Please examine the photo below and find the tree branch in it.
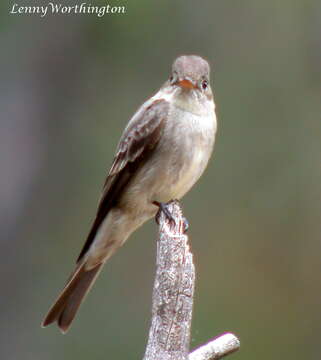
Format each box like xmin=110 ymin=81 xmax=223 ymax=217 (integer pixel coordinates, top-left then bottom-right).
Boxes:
xmin=144 ymin=200 xmax=194 ymax=360
xmin=143 ymin=200 xmax=240 ymax=360
xmin=189 ymin=333 xmax=240 ymax=360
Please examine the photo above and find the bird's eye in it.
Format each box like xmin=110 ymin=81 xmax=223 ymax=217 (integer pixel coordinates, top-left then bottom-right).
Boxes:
xmin=201 ymin=80 xmax=208 ymax=90
xmin=170 ymin=72 xmax=177 ymax=84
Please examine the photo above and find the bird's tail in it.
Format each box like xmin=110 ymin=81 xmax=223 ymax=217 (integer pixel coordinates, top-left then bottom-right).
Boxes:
xmin=42 ymin=262 xmax=103 ymax=333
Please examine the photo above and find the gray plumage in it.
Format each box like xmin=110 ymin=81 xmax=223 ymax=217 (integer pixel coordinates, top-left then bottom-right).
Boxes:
xmin=42 ymin=55 xmax=217 ymax=333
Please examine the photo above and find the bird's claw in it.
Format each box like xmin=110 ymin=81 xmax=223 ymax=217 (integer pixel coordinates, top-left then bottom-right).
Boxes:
xmin=153 ymin=201 xmax=176 ymax=228
xmin=182 ymin=217 xmax=189 ymax=233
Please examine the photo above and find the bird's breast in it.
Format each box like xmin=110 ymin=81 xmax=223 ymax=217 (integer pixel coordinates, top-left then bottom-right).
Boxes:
xmin=154 ymin=106 xmax=216 ymax=201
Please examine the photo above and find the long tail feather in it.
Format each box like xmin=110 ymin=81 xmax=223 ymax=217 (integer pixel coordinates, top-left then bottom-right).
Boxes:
xmin=42 ymin=262 xmax=103 ymax=333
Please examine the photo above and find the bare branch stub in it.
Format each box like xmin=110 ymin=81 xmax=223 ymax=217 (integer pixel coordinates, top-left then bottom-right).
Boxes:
xmin=189 ymin=333 xmax=240 ymax=360
xmin=144 ymin=200 xmax=195 ymax=360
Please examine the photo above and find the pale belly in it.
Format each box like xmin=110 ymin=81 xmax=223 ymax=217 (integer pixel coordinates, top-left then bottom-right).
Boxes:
xmin=162 ymin=146 xmax=210 ymax=200
xmin=119 ymin=103 xmax=216 ymax=215
xmin=149 ymin=109 xmax=215 ymax=203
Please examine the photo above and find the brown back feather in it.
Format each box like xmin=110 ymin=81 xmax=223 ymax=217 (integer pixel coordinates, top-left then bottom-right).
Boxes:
xmin=77 ymin=99 xmax=169 ymax=261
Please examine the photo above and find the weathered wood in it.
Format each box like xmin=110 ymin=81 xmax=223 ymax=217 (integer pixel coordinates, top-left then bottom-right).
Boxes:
xmin=144 ymin=200 xmax=194 ymax=360
xmin=189 ymin=333 xmax=240 ymax=360
xmin=143 ymin=200 xmax=240 ymax=360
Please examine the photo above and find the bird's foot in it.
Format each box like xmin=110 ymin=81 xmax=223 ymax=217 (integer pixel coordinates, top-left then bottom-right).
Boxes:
xmin=182 ymin=217 xmax=189 ymax=233
xmin=153 ymin=201 xmax=176 ymax=228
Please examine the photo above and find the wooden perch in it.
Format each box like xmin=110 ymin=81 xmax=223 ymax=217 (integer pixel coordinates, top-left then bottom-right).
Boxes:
xmin=143 ymin=200 xmax=240 ymax=360
xmin=189 ymin=333 xmax=240 ymax=360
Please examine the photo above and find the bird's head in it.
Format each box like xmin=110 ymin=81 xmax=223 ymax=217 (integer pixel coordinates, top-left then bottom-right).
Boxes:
xmin=169 ymin=55 xmax=212 ymax=100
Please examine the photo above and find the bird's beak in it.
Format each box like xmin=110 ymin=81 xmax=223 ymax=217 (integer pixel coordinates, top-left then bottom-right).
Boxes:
xmin=177 ymin=78 xmax=197 ymax=89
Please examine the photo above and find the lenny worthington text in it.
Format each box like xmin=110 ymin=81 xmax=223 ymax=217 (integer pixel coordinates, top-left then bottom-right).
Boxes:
xmin=10 ymin=3 xmax=126 ymax=17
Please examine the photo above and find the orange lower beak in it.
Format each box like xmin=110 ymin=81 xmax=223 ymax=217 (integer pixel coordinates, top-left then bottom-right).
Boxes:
xmin=178 ymin=79 xmax=196 ymax=89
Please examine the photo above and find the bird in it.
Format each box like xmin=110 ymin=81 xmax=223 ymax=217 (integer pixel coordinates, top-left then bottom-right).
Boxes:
xmin=42 ymin=55 xmax=217 ymax=333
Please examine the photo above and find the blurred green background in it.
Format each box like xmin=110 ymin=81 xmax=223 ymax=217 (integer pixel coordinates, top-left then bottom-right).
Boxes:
xmin=1 ymin=1 xmax=320 ymax=359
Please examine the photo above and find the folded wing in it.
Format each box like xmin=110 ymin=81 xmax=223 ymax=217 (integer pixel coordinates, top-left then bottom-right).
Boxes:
xmin=77 ymin=99 xmax=169 ymax=261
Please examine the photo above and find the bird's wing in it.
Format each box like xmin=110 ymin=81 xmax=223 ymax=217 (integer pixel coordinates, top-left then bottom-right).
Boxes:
xmin=77 ymin=99 xmax=169 ymax=262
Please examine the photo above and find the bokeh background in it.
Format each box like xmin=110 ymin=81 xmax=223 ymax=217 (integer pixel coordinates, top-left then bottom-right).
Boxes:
xmin=1 ymin=1 xmax=320 ymax=359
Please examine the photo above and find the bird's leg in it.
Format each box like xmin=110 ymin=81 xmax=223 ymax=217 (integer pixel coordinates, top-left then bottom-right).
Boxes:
xmin=153 ymin=201 xmax=176 ymax=228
